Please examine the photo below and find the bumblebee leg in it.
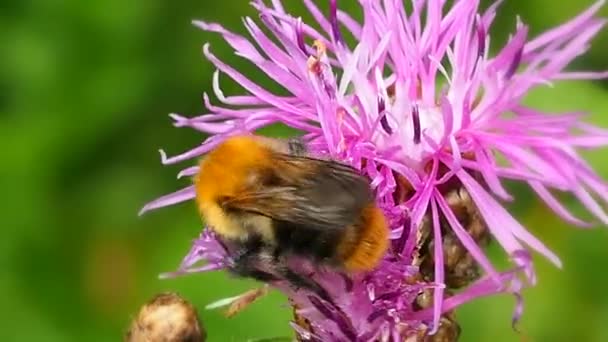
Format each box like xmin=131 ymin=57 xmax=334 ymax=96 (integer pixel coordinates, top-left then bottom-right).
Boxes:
xmin=262 ymin=256 xmax=329 ymax=302
xmin=228 ymin=239 xmax=280 ymax=283
xmin=280 ymin=268 xmax=332 ymax=303
xmin=231 ymin=252 xmax=331 ymax=301
xmin=227 ymin=237 xmax=331 ymax=301
xmin=229 ymin=263 xmax=279 ymax=283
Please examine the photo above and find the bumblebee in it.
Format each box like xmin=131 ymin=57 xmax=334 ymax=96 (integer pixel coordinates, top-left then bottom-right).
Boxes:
xmin=194 ymin=135 xmax=389 ymax=298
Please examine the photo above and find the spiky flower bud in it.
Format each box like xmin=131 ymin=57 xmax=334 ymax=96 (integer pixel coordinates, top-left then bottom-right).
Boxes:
xmin=126 ymin=292 xmax=206 ymax=342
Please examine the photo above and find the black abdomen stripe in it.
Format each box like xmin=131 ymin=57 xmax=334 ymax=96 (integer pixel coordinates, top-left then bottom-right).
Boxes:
xmin=273 ymin=220 xmax=340 ymax=262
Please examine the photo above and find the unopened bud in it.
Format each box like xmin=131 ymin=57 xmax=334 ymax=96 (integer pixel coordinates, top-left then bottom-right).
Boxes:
xmin=126 ymin=292 xmax=205 ymax=342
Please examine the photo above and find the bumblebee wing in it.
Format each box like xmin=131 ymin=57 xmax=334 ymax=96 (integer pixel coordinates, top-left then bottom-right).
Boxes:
xmin=222 ymin=157 xmax=373 ymax=231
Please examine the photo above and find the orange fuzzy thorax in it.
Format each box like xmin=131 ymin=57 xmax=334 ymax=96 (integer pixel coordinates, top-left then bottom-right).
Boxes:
xmin=342 ymin=205 xmax=389 ymax=272
xmin=194 ymin=136 xmax=272 ymax=240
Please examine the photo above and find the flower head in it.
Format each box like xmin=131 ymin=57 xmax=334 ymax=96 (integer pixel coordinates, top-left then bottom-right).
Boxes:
xmin=141 ymin=0 xmax=607 ymax=340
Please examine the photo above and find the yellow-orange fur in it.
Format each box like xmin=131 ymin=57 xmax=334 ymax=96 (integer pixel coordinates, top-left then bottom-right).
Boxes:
xmin=195 ymin=136 xmax=274 ymax=241
xmin=340 ymin=205 xmax=389 ymax=271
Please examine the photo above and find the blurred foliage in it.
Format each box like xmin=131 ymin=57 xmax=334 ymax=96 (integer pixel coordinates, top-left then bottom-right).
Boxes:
xmin=1 ymin=0 xmax=607 ymax=341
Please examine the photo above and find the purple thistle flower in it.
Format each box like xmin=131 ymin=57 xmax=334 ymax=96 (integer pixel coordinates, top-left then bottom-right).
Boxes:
xmin=141 ymin=0 xmax=608 ymax=340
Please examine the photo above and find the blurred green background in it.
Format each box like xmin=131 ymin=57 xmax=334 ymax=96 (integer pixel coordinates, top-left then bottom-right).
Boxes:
xmin=2 ymin=0 xmax=607 ymax=341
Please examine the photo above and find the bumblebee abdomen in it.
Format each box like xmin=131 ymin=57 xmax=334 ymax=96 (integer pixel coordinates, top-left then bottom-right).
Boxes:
xmin=272 ymin=220 xmax=342 ymax=262
xmin=270 ymin=205 xmax=389 ymax=271
xmin=339 ymin=205 xmax=389 ymax=272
